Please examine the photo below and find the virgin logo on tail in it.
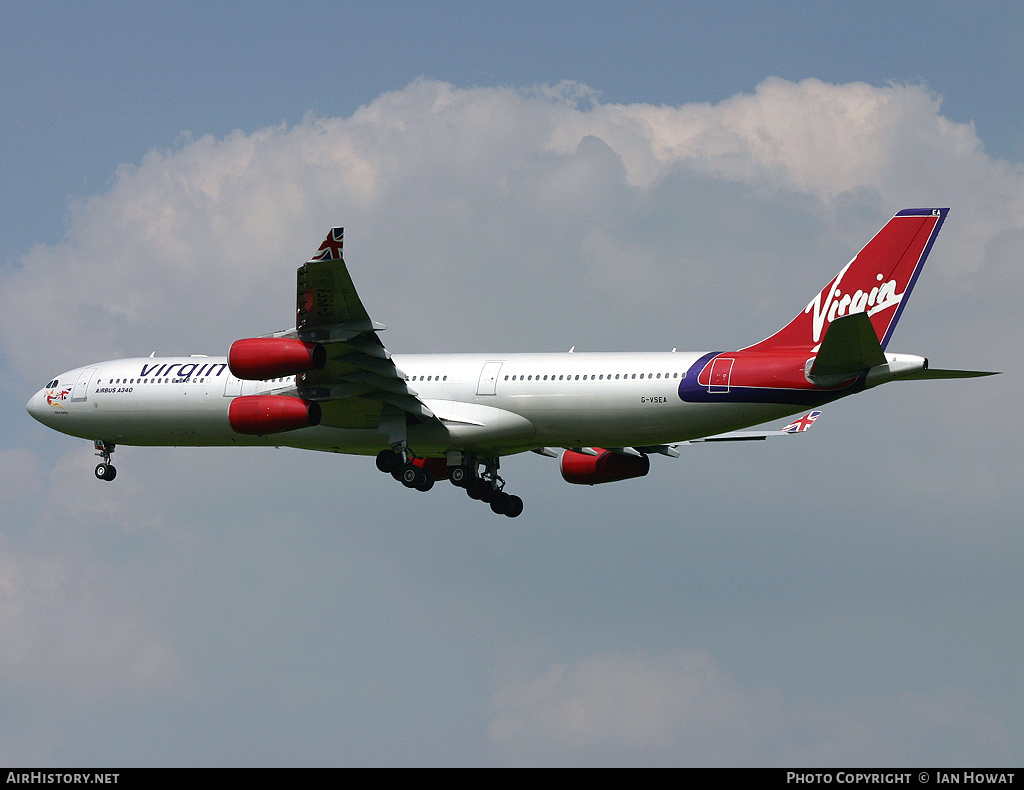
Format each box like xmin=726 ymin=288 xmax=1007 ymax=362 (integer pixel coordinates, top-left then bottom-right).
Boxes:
xmin=745 ymin=209 xmax=945 ymax=354
xmin=805 ymin=260 xmax=905 ymax=346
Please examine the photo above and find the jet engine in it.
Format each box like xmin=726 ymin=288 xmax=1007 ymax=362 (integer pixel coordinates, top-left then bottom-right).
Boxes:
xmin=559 ymin=448 xmax=651 ymax=485
xmin=228 ymin=395 xmax=321 ymax=435
xmin=228 ymin=338 xmax=327 ymax=380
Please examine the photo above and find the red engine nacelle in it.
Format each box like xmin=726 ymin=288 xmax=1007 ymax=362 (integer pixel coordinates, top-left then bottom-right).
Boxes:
xmin=228 ymin=337 xmax=327 ymax=380
xmin=228 ymin=395 xmax=322 ymax=435
xmin=560 ymin=448 xmax=651 ymax=485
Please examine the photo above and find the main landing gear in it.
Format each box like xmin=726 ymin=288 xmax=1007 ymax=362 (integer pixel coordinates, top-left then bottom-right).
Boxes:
xmin=94 ymin=440 xmax=117 ymax=482
xmin=375 ymin=447 xmax=434 ymax=491
xmin=374 ymin=448 xmax=524 ymax=518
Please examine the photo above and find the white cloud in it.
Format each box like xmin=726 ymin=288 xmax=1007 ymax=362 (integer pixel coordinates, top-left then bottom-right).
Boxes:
xmin=490 ymin=647 xmax=777 ymax=765
xmin=489 ymin=647 xmax=1013 ymax=766
xmin=0 ymin=534 xmax=187 ymax=703
xmin=4 ymin=76 xmax=1021 ymax=379
xmin=0 ymin=447 xmax=43 ymax=503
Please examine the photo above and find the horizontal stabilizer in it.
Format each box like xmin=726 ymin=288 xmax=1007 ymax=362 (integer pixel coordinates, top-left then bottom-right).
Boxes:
xmin=898 ymin=368 xmax=1000 ymax=380
xmin=809 ymin=312 xmax=885 ymax=378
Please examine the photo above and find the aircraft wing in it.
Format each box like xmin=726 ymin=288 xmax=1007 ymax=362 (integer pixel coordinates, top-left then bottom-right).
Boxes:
xmin=531 ymin=411 xmax=823 ymax=459
xmin=291 ymin=228 xmax=436 ymax=435
xmin=679 ymin=410 xmax=823 ymax=444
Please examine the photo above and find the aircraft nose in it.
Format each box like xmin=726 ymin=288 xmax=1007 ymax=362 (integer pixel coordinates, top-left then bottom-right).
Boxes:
xmin=26 ymin=389 xmax=48 ymax=423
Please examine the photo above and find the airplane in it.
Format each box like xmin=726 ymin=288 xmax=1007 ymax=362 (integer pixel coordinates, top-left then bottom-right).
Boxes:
xmin=26 ymin=208 xmax=996 ymax=517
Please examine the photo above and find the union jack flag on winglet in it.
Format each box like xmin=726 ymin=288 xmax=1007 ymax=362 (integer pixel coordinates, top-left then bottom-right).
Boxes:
xmin=782 ymin=410 xmax=822 ymax=433
xmin=309 ymin=227 xmax=344 ymax=261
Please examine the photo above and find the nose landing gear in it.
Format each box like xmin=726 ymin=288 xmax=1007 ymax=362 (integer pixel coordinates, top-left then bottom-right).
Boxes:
xmin=94 ymin=440 xmax=117 ymax=481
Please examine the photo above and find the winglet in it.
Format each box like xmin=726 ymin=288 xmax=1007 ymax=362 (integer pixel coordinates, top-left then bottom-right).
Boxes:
xmin=781 ymin=410 xmax=822 ymax=433
xmin=309 ymin=227 xmax=344 ymax=262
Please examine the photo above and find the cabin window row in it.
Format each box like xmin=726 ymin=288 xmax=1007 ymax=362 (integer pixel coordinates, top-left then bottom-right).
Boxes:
xmin=96 ymin=376 xmax=291 ymax=385
xmin=99 ymin=377 xmax=212 ymax=384
xmin=504 ymin=372 xmax=682 ymax=381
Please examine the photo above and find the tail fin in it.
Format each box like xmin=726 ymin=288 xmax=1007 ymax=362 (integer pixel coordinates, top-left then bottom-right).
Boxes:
xmin=745 ymin=208 xmax=948 ymax=353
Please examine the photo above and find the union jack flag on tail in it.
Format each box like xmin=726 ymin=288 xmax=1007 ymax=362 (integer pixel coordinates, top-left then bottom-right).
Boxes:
xmin=310 ymin=227 xmax=344 ymax=262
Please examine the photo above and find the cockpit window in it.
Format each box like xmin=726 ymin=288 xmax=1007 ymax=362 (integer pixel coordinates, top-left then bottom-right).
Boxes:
xmin=46 ymin=379 xmax=58 ymax=388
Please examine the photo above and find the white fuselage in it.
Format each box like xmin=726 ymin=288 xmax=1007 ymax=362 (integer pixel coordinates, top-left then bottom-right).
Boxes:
xmin=27 ymin=351 xmax=803 ymax=457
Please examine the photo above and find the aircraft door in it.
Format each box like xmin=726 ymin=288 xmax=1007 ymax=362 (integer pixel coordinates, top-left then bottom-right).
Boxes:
xmin=71 ymin=367 xmax=98 ymax=402
xmin=476 ymin=361 xmax=504 ymax=395
xmin=708 ymin=357 xmax=734 ymax=393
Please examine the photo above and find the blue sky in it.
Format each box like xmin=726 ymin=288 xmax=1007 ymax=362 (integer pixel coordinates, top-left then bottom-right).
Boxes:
xmin=4 ymin=1 xmax=1022 ymax=256
xmin=1 ymin=1 xmax=1022 ymax=766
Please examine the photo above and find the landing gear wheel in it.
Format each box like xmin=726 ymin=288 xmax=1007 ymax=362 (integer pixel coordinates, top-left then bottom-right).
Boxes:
xmin=414 ymin=468 xmax=435 ymax=492
xmin=503 ymin=495 xmax=524 ymax=518
xmin=489 ymin=491 xmax=510 ymax=515
xmin=449 ymin=466 xmax=469 ymax=487
xmin=400 ymin=465 xmax=420 ymax=488
xmin=376 ymin=449 xmax=400 ymax=473
xmin=467 ymin=478 xmax=489 ymax=500
xmin=94 ymin=463 xmax=116 ymax=481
